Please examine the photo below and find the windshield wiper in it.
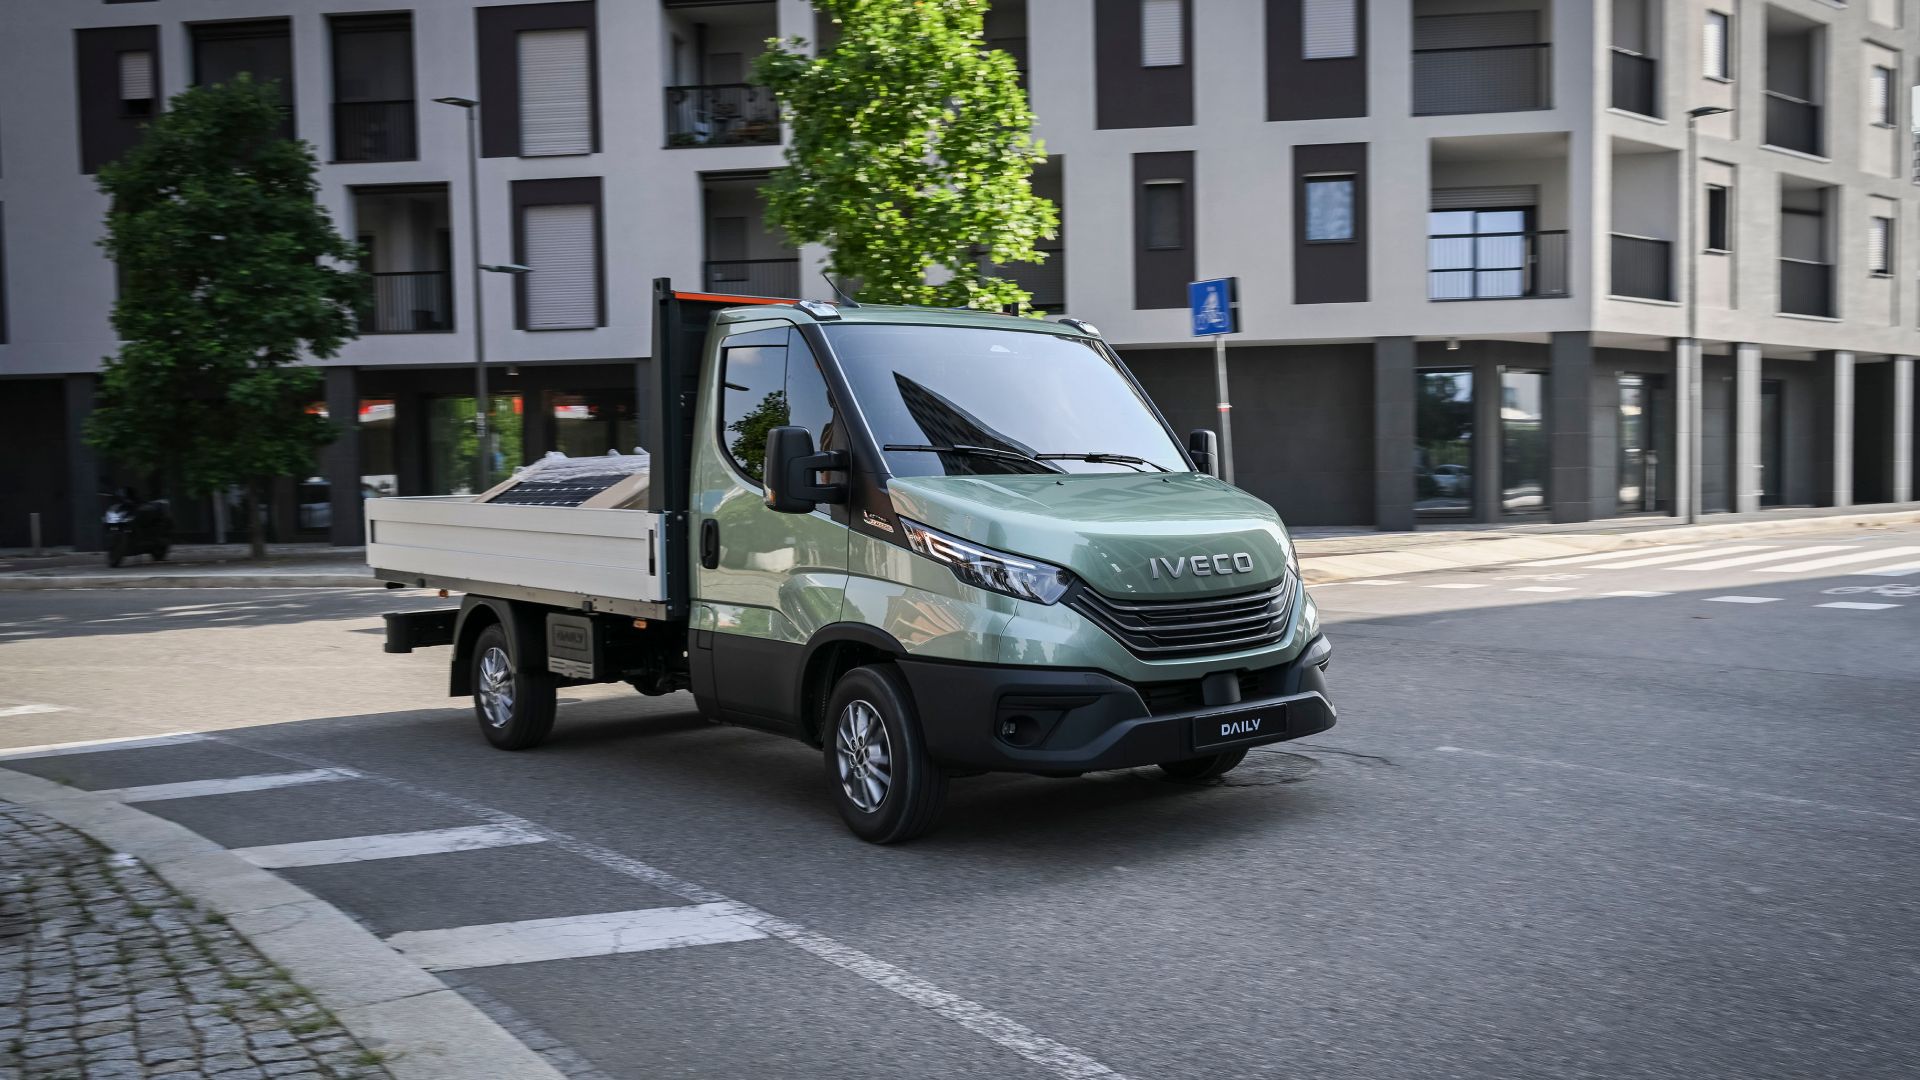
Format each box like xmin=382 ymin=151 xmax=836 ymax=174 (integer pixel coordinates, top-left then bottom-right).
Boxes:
xmin=1035 ymin=452 xmax=1169 ymax=473
xmin=883 ymin=443 xmax=1063 ymax=473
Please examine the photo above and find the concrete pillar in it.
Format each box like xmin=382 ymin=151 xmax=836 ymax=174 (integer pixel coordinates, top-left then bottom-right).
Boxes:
xmin=1472 ymin=355 xmax=1501 ymax=523
xmin=1672 ymin=339 xmax=1700 ymax=521
xmin=1549 ymin=332 xmax=1594 ymax=523
xmin=1814 ymin=351 xmax=1855 ymax=507
xmin=64 ymin=374 xmax=103 ymax=552
xmin=1373 ymin=337 xmax=1416 ymax=531
xmin=1895 ymin=356 xmax=1914 ymax=504
xmin=1734 ymin=343 xmax=1763 ymax=514
xmin=323 ymin=366 xmax=363 ymax=546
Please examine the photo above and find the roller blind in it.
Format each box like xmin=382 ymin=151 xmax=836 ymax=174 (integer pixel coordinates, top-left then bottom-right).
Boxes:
xmin=1872 ymin=66 xmax=1893 ymax=125
xmin=1431 ymin=186 xmax=1537 ymax=210
xmin=1140 ymin=0 xmax=1182 ymax=67
xmin=518 ymin=28 xmax=592 ymax=156
xmin=524 ymin=203 xmax=598 ymax=329
xmin=119 ymin=50 xmax=154 ymax=101
xmin=1703 ymin=12 xmax=1729 ymax=79
xmin=1869 ymin=216 xmax=1892 ymax=274
xmin=1303 ymin=0 xmax=1358 ymax=60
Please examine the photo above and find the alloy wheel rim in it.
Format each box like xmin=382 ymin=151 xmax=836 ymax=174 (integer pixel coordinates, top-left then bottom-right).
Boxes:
xmin=834 ymin=699 xmax=893 ymax=814
xmin=478 ymin=646 xmax=515 ymax=728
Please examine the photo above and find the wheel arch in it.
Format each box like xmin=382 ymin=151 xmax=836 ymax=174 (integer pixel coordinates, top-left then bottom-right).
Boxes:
xmin=449 ymin=596 xmax=547 ymax=697
xmin=796 ymin=624 xmax=907 ymax=746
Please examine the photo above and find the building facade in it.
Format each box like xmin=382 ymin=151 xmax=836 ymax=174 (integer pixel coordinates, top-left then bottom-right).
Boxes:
xmin=1 ymin=0 xmax=1916 ymax=548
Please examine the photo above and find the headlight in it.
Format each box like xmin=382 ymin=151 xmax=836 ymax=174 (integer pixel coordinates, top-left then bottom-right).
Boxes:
xmin=898 ymin=518 xmax=1073 ymax=605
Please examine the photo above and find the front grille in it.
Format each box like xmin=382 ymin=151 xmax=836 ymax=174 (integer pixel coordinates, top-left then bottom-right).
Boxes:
xmin=1068 ymin=571 xmax=1296 ymax=659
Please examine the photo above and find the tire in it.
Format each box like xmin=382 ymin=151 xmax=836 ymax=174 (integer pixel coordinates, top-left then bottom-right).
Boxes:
xmin=471 ymin=623 xmax=557 ymax=751
xmin=823 ymin=664 xmax=947 ymax=844
xmin=107 ymin=535 xmax=126 ymax=569
xmin=151 ymin=544 xmax=169 ymax=563
xmin=1158 ymin=748 xmax=1249 ymax=782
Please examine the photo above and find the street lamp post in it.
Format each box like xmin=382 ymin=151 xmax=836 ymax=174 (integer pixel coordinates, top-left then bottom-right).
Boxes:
xmin=1683 ymin=105 xmax=1732 ymax=524
xmin=433 ymin=96 xmax=530 ymax=494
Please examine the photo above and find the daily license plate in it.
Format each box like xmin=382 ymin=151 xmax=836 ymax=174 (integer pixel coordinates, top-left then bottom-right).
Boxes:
xmin=1192 ymin=704 xmax=1288 ymax=750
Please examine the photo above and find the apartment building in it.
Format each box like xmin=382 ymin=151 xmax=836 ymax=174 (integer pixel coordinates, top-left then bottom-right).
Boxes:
xmin=1 ymin=0 xmax=1916 ymax=549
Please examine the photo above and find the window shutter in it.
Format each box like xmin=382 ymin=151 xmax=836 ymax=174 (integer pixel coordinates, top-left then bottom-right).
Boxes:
xmin=524 ymin=203 xmax=598 ymax=329
xmin=1431 ymin=186 xmax=1537 ymax=210
xmin=518 ymin=28 xmax=592 ymax=156
xmin=1869 ymin=217 xmax=1892 ymax=273
xmin=1872 ymin=67 xmax=1893 ymax=125
xmin=1140 ymin=0 xmax=1182 ymax=67
xmin=1703 ymin=13 xmax=1728 ymax=79
xmin=1303 ymin=0 xmax=1358 ymax=60
xmin=119 ymin=51 xmax=154 ymax=101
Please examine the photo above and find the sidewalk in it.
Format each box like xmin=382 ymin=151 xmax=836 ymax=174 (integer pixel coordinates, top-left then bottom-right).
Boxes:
xmin=1 ymin=800 xmax=390 ymax=1080
xmin=0 ymin=546 xmax=371 ymax=591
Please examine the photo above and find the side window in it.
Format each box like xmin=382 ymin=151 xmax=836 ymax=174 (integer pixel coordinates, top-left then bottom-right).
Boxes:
xmin=720 ymin=344 xmax=788 ymax=484
xmin=785 ymin=330 xmax=836 ymax=450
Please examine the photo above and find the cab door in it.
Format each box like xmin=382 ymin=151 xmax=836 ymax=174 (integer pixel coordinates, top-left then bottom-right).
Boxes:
xmin=691 ymin=323 xmax=850 ymax=729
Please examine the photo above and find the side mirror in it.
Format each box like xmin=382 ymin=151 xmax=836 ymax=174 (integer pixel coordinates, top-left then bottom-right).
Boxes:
xmin=1187 ymin=429 xmax=1220 ymax=479
xmin=764 ymin=426 xmax=848 ymax=514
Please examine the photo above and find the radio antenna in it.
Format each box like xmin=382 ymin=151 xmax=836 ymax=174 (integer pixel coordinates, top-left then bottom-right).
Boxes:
xmin=820 ymin=271 xmax=861 ymax=307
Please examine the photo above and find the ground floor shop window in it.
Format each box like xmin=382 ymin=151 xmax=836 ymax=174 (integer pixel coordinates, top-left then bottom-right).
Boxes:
xmin=547 ymin=391 xmax=639 ymax=457
xmin=428 ymin=394 xmax=523 ymax=495
xmin=1416 ymin=369 xmax=1474 ymax=516
xmin=1500 ymin=370 xmax=1547 ymax=515
xmin=359 ymin=399 xmax=398 ymax=498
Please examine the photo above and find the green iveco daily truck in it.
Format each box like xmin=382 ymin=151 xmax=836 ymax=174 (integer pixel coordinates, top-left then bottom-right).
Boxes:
xmin=369 ymin=280 xmax=1335 ymax=842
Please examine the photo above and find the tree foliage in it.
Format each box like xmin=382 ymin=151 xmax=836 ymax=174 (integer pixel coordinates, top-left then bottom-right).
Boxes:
xmin=754 ymin=0 xmax=1059 ymax=312
xmin=88 ymin=75 xmax=364 ymax=553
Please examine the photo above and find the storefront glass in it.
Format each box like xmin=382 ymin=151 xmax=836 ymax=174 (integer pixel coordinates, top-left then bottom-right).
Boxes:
xmin=1501 ymin=370 xmax=1547 ymax=515
xmin=428 ymin=395 xmax=523 ymax=494
xmin=1416 ymin=370 xmax=1474 ymax=516
xmin=547 ymin=391 xmax=640 ymax=457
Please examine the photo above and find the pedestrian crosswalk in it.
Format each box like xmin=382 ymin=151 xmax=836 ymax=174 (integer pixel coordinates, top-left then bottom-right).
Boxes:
xmin=1512 ymin=542 xmax=1920 ymax=577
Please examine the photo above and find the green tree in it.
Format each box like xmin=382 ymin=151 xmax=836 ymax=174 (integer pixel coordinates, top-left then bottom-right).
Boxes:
xmin=754 ymin=0 xmax=1059 ymax=312
xmin=89 ymin=75 xmax=365 ymax=558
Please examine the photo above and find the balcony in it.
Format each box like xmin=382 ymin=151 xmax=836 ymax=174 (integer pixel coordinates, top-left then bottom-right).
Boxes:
xmin=704 ymin=258 xmax=799 ymax=298
xmin=1779 ymin=258 xmax=1833 ymax=317
xmin=665 ymin=84 xmax=779 ymax=147
xmin=1413 ymin=43 xmax=1551 ymax=115
xmin=1764 ymin=90 xmax=1822 ymax=156
xmin=1610 ymin=233 xmax=1672 ymax=300
xmin=1428 ymin=230 xmax=1568 ymax=300
xmin=333 ymin=100 xmax=416 ymax=163
xmin=351 ymin=184 xmax=453 ymax=335
xmin=360 ymin=271 xmax=452 ymax=334
xmin=1610 ymin=48 xmax=1657 ymax=117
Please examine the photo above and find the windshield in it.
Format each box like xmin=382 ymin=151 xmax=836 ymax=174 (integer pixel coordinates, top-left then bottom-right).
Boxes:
xmin=820 ymin=323 xmax=1189 ymax=478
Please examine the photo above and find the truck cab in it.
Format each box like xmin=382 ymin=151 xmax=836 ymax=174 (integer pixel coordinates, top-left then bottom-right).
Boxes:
xmin=372 ymin=281 xmax=1334 ymax=843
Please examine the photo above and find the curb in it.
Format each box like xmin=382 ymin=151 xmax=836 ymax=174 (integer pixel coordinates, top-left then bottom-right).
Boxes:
xmin=0 ymin=574 xmax=378 ymax=590
xmin=1298 ymin=509 xmax=1920 ymax=584
xmin=0 ymin=767 xmax=568 ymax=1080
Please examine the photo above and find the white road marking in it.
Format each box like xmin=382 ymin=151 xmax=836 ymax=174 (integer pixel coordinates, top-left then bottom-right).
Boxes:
xmin=1755 ymin=546 xmax=1920 ymax=574
xmin=385 ymin=903 xmax=766 ymax=972
xmin=232 ymin=823 xmax=547 ymax=869
xmin=1815 ymin=601 xmax=1901 ymax=611
xmin=99 ymin=768 xmax=360 ymax=804
xmin=1603 ymin=590 xmax=1671 ymax=597
xmin=1345 ymin=579 xmax=1408 ymax=586
xmin=1852 ymin=560 xmax=1920 ymax=577
xmin=1705 ymin=595 xmax=1781 ymax=604
xmin=1589 ymin=545 xmax=1772 ymax=569
xmin=0 ymin=704 xmax=71 ymax=718
xmin=1670 ymin=545 xmax=1852 ymax=571
xmin=1511 ymin=585 xmax=1575 ymax=593
xmin=1512 ymin=545 xmax=1704 ymax=567
xmin=1422 ymin=582 xmax=1490 ymax=590
xmin=212 ymin=738 xmax=1132 ymax=1080
xmin=1434 ymin=745 xmax=1920 ymax=825
xmin=0 ymin=732 xmax=210 ymax=761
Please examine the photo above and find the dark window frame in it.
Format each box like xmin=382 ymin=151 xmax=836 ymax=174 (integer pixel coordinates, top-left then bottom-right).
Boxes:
xmin=475 ymin=1 xmax=600 ymax=159
xmin=117 ymin=48 xmax=156 ymax=117
xmin=1141 ymin=179 xmax=1187 ymax=251
xmin=1132 ymin=151 xmax=1195 ymax=308
xmin=328 ymin=12 xmax=418 ymax=164
xmin=76 ymin=25 xmax=162 ymax=174
xmin=1705 ymin=184 xmax=1731 ymax=253
xmin=510 ymin=176 xmax=606 ymax=332
xmin=1704 ymin=10 xmax=1732 ymax=82
xmin=1302 ymin=174 xmax=1358 ymax=244
xmin=190 ymin=17 xmax=296 ymax=141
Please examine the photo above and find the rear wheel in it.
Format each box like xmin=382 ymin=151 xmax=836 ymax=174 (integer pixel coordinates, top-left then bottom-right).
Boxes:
xmin=107 ymin=535 xmax=127 ymax=569
xmin=471 ymin=623 xmax=556 ymax=750
xmin=1158 ymin=748 xmax=1249 ymax=781
xmin=824 ymin=665 xmax=946 ymax=844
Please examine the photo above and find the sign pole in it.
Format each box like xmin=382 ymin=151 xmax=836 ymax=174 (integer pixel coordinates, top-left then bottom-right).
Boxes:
xmin=1213 ymin=333 xmax=1235 ymax=485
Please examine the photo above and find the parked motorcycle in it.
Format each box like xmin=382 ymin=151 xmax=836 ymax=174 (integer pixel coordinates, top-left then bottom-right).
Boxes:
xmin=101 ymin=489 xmax=173 ymax=568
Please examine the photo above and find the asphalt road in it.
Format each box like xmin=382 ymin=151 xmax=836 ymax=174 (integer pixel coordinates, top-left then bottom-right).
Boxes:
xmin=2 ymin=524 xmax=1917 ymax=1079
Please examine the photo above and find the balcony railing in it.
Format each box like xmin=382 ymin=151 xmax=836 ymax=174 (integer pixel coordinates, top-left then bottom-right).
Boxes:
xmin=665 ymin=85 xmax=779 ymax=147
xmin=1428 ymin=230 xmax=1569 ymax=300
xmin=704 ymin=258 xmax=800 ymax=298
xmin=360 ymin=270 xmax=452 ymax=334
xmin=1765 ymin=90 xmax=1822 ymax=156
xmin=1610 ymin=48 xmax=1658 ymax=117
xmin=1610 ymin=234 xmax=1673 ymax=300
xmin=1779 ymin=257 xmax=1834 ymax=317
xmin=988 ymin=246 xmax=1066 ymax=310
xmin=333 ymin=100 xmax=416 ymax=163
xmin=1413 ymin=43 xmax=1551 ymax=116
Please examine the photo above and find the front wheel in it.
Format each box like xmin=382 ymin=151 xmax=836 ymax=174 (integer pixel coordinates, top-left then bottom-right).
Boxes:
xmin=1158 ymin=748 xmax=1249 ymax=781
xmin=824 ymin=665 xmax=947 ymax=844
xmin=471 ymin=623 xmax=556 ymax=750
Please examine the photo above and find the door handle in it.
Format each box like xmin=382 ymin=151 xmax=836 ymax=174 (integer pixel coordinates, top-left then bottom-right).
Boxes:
xmin=700 ymin=519 xmax=720 ymax=569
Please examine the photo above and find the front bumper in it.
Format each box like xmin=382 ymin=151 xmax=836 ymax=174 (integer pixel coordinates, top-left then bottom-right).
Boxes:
xmin=896 ymin=637 xmax=1336 ymax=773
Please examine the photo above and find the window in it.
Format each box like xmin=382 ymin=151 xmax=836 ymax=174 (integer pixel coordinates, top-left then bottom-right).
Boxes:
xmin=1871 ymin=65 xmax=1895 ymax=126
xmin=1706 ymin=185 xmax=1731 ymax=251
xmin=1428 ymin=208 xmax=1531 ymax=299
xmin=1143 ymin=180 xmax=1185 ymax=250
xmin=119 ymin=50 xmax=154 ymax=116
xmin=518 ymin=27 xmax=592 ymax=156
xmin=1140 ymin=0 xmax=1183 ymax=67
xmin=1869 ymin=216 xmax=1894 ymax=275
xmin=522 ymin=203 xmax=598 ymax=329
xmin=1303 ymin=0 xmax=1359 ymax=60
xmin=719 ymin=330 xmax=834 ymax=485
xmin=1703 ymin=11 xmax=1731 ymax=80
xmin=331 ymin=14 xmax=416 ymax=163
xmin=1305 ymin=176 xmax=1356 ymax=241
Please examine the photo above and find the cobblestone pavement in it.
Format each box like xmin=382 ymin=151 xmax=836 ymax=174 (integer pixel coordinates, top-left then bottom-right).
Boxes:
xmin=0 ymin=801 xmax=393 ymax=1080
